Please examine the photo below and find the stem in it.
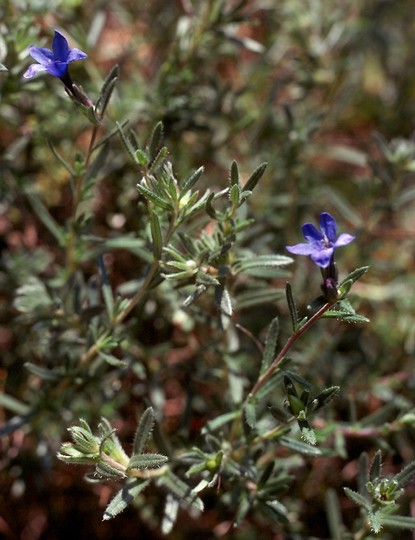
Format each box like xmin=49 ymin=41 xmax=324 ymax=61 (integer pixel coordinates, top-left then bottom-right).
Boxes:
xmin=247 ymin=301 xmax=334 ymax=401
xmin=66 ymin=125 xmax=99 ymax=274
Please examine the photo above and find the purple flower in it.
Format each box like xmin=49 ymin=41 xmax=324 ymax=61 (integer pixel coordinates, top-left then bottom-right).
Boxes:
xmin=23 ymin=29 xmax=87 ymax=80
xmin=286 ymin=212 xmax=355 ymax=268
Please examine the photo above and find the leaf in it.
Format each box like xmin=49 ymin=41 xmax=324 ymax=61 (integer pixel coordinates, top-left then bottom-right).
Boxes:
xmin=127 ymin=453 xmax=168 ymax=470
xmin=148 ymin=121 xmax=163 ymax=161
xmin=95 ymin=460 xmax=127 ymax=480
xmin=13 ymin=277 xmax=53 ymax=313
xmin=280 ymin=436 xmax=322 ymax=457
xmin=381 ymin=514 xmax=415 ymax=530
xmin=235 ymin=288 xmax=285 ymax=310
xmin=244 ymin=394 xmax=257 ymax=429
xmin=158 ymin=471 xmax=204 ymax=513
xmin=133 ymin=407 xmax=155 ymax=455
xmin=285 ymin=282 xmax=298 ymax=331
xmin=136 ymin=182 xmax=172 ymax=210
xmin=339 ymin=266 xmax=370 ymax=286
xmin=85 ymin=142 xmax=109 ymax=182
xmin=24 ymin=362 xmax=63 ymax=381
xmin=48 ymin=141 xmax=75 ymax=176
xmin=229 ymin=183 xmax=240 ymax=209
xmin=95 ymin=64 xmax=119 ymax=120
xmin=148 ymin=146 xmax=168 ymax=173
xmin=343 ymin=487 xmax=371 ymax=511
xmin=150 ymin=211 xmax=163 ymax=260
xmin=0 ymin=393 xmax=31 ymax=415
xmin=233 ymin=255 xmax=293 ymax=275
xmin=369 ymin=450 xmax=382 ymax=482
xmin=97 ymin=352 xmax=127 ymax=368
xmin=97 ymin=255 xmax=114 ymax=320
xmin=103 ymin=479 xmax=150 ymax=520
xmin=230 ymin=160 xmax=239 ymax=186
xmin=395 ymin=460 xmax=415 ymax=489
xmin=162 ymin=493 xmax=179 ymax=534
xmin=261 ymin=317 xmax=279 ymax=374
xmin=201 ymin=411 xmax=239 ymax=434
xmin=216 ymin=286 xmax=233 ymax=317
xmin=25 ymin=192 xmax=65 ymax=245
xmin=243 ymin=162 xmax=267 ymax=192
xmin=179 ymin=166 xmax=204 ymax=197
xmin=117 ymin=122 xmax=138 ymax=163
xmin=205 ymin=192 xmax=217 ymax=219
xmin=258 ymin=500 xmax=289 ymax=524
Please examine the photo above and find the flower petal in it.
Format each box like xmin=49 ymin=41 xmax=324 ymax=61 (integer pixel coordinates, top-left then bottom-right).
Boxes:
xmin=23 ymin=63 xmax=47 ymax=78
xmin=66 ymin=48 xmax=87 ymax=63
xmin=45 ymin=62 xmax=68 ymax=78
xmin=302 ymin=223 xmax=323 ymax=243
xmin=310 ymin=247 xmax=334 ymax=268
xmin=334 ymin=233 xmax=355 ymax=247
xmin=319 ymin=212 xmax=337 ymax=243
xmin=28 ymin=45 xmax=54 ymax=65
xmin=286 ymin=242 xmax=317 ymax=256
xmin=52 ymin=30 xmax=69 ymax=61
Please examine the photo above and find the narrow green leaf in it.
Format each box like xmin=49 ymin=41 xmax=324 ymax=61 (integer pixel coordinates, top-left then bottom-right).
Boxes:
xmin=97 ymin=254 xmax=114 ymax=320
xmin=95 ymin=64 xmax=119 ymax=120
xmin=205 ymin=192 xmax=217 ymax=219
xmin=233 ymin=497 xmax=251 ymax=527
xmin=229 ymin=183 xmax=240 ymax=209
xmin=325 ymin=489 xmax=344 ymax=540
xmin=117 ymin=122 xmax=138 ymax=163
xmin=180 ymin=166 xmax=204 ymax=197
xmin=230 ymin=160 xmax=239 ymax=187
xmin=285 ymin=282 xmax=298 ymax=330
xmin=261 ymin=317 xmax=279 ymax=374
xmin=233 ymin=255 xmax=293 ymax=275
xmin=216 ymin=286 xmax=233 ymax=317
xmin=395 ymin=460 xmax=415 ymax=489
xmin=127 ymin=453 xmax=168 ymax=470
xmin=235 ymin=288 xmax=285 ymax=310
xmin=85 ymin=142 xmax=109 ymax=182
xmin=134 ymin=149 xmax=149 ymax=166
xmin=150 ymin=211 xmax=163 ymax=260
xmin=148 ymin=146 xmax=168 ymax=173
xmin=133 ymin=407 xmax=155 ymax=455
xmin=201 ymin=411 xmax=239 ymax=434
xmin=244 ymin=394 xmax=257 ymax=429
xmin=93 ymin=118 xmax=129 ymax=151
xmin=259 ymin=500 xmax=289 ymax=523
xmin=136 ymin=183 xmax=172 ymax=210
xmin=24 ymin=362 xmax=63 ymax=381
xmin=103 ymin=479 xmax=150 ymax=520
xmin=369 ymin=450 xmax=382 ymax=482
xmin=95 ymin=460 xmax=127 ymax=480
xmin=48 ymin=141 xmax=75 ymax=176
xmin=97 ymin=352 xmax=127 ymax=368
xmin=0 ymin=393 xmax=31 ymax=415
xmin=162 ymin=493 xmax=179 ymax=535
xmin=148 ymin=121 xmax=163 ymax=161
xmin=381 ymin=514 xmax=415 ymax=530
xmin=280 ymin=436 xmax=322 ymax=456
xmin=343 ymin=487 xmax=371 ymax=511
xmin=26 ymin=192 xmax=65 ymax=245
xmin=243 ymin=162 xmax=267 ymax=192
xmin=158 ymin=471 xmax=204 ymax=512
xmin=340 ymin=266 xmax=370 ymax=286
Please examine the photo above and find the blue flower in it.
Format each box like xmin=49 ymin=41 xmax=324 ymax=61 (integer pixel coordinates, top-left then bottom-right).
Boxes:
xmin=23 ymin=29 xmax=87 ymax=80
xmin=286 ymin=212 xmax=355 ymax=268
